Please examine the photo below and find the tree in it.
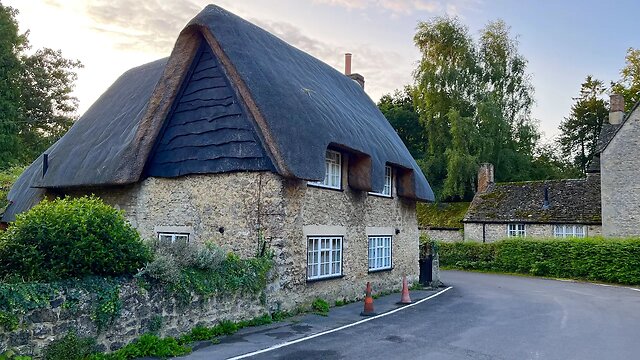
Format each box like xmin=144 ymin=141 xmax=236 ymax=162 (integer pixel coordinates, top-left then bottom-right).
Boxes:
xmin=413 ymin=17 xmax=539 ymax=200
xmin=558 ymin=76 xmax=608 ymax=173
xmin=611 ymin=48 xmax=640 ymax=112
xmin=378 ymin=86 xmax=426 ymax=159
xmin=0 ymin=3 xmax=81 ymax=169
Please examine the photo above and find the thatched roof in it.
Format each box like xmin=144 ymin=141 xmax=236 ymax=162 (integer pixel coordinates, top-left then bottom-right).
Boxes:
xmin=463 ymin=175 xmax=601 ymax=225
xmin=3 ymin=5 xmax=433 ymax=222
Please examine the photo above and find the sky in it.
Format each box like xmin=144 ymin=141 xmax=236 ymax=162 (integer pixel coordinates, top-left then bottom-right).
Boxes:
xmin=4 ymin=0 xmax=639 ymax=141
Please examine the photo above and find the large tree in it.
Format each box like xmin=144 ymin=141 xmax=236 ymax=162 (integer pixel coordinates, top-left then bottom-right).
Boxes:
xmin=412 ymin=17 xmax=539 ymax=200
xmin=378 ymin=86 xmax=426 ymax=159
xmin=0 ymin=2 xmax=81 ymax=169
xmin=558 ymin=76 xmax=608 ymax=173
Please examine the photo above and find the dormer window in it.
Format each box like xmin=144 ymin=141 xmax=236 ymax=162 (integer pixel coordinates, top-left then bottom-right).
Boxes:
xmin=369 ymin=166 xmax=392 ymax=197
xmin=309 ymin=150 xmax=342 ymax=190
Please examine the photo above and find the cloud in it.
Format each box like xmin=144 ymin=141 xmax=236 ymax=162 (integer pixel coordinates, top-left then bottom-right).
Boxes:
xmin=80 ymin=0 xmax=411 ymax=99
xmin=83 ymin=0 xmax=201 ymax=52
xmin=313 ymin=0 xmax=478 ymax=16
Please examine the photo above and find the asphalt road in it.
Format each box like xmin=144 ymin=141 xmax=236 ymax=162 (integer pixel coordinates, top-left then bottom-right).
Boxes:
xmin=234 ymin=271 xmax=640 ymax=360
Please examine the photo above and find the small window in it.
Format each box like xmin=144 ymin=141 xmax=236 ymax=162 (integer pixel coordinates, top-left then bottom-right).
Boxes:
xmin=507 ymin=223 xmax=526 ymax=237
xmin=369 ymin=166 xmax=392 ymax=197
xmin=309 ymin=150 xmax=341 ymax=189
xmin=368 ymin=235 xmax=392 ymax=271
xmin=554 ymin=225 xmax=586 ymax=238
xmin=158 ymin=232 xmax=190 ymax=243
xmin=307 ymin=236 xmax=342 ymax=280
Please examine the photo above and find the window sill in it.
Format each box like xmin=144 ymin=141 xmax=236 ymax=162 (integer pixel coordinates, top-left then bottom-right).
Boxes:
xmin=306 ymin=274 xmax=345 ymax=283
xmin=367 ymin=192 xmax=393 ymax=199
xmin=368 ymin=267 xmax=393 ymax=274
xmin=307 ymin=183 xmax=343 ymax=192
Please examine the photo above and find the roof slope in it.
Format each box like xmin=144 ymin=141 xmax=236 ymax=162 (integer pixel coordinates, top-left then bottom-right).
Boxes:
xmin=463 ymin=176 xmax=601 ymax=224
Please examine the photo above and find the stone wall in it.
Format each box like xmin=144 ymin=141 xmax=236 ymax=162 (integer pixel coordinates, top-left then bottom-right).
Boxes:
xmin=464 ymin=223 xmax=602 ymax=242
xmin=0 ymin=280 xmax=265 ymax=357
xmin=601 ymin=107 xmax=640 ymax=237
xmin=420 ymin=228 xmax=463 ymax=243
xmin=66 ymin=158 xmax=420 ymax=312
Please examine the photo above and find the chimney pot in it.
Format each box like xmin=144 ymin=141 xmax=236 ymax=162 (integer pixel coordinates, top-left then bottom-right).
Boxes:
xmin=344 ymin=53 xmax=352 ymax=75
xmin=609 ymin=94 xmax=624 ymax=125
xmin=477 ymin=163 xmax=494 ymax=193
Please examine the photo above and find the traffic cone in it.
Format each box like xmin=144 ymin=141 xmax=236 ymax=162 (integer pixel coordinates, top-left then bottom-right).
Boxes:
xmin=398 ymin=275 xmax=412 ymax=305
xmin=360 ymin=282 xmax=377 ymax=316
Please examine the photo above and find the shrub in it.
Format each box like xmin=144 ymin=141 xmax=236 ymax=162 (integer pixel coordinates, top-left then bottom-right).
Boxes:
xmin=0 ymin=196 xmax=151 ymax=282
xmin=44 ymin=332 xmax=98 ymax=360
xmin=439 ymin=238 xmax=640 ymax=285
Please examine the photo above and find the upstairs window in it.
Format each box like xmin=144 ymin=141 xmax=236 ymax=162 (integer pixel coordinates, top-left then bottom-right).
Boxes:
xmin=309 ymin=150 xmax=341 ymax=189
xmin=554 ymin=224 xmax=586 ymax=238
xmin=507 ymin=223 xmax=526 ymax=237
xmin=369 ymin=166 xmax=392 ymax=197
xmin=158 ymin=232 xmax=190 ymax=243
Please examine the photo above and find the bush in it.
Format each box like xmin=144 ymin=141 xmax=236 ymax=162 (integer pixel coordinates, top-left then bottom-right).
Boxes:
xmin=0 ymin=196 xmax=151 ymax=282
xmin=44 ymin=332 xmax=98 ymax=360
xmin=439 ymin=238 xmax=640 ymax=284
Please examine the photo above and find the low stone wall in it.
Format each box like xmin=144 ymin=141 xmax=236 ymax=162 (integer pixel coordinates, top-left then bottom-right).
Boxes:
xmin=0 ymin=280 xmax=266 ymax=357
xmin=420 ymin=228 xmax=463 ymax=243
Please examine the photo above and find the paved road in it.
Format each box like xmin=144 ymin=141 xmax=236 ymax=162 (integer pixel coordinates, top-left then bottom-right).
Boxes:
xmin=212 ymin=271 xmax=640 ymax=360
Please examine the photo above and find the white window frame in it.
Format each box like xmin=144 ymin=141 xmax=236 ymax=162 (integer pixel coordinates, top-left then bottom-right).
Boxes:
xmin=554 ymin=224 xmax=586 ymax=238
xmin=158 ymin=232 xmax=190 ymax=243
xmin=307 ymin=236 xmax=343 ymax=280
xmin=368 ymin=235 xmax=392 ymax=271
xmin=309 ymin=150 xmax=342 ymax=190
xmin=507 ymin=223 xmax=526 ymax=237
xmin=369 ymin=166 xmax=392 ymax=197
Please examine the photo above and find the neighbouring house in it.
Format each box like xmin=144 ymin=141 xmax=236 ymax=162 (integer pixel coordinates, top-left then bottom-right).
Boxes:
xmin=0 ymin=5 xmax=434 ymax=309
xmin=417 ymin=202 xmax=468 ymax=242
xmin=597 ymin=94 xmax=640 ymax=237
xmin=462 ymin=163 xmax=601 ymax=242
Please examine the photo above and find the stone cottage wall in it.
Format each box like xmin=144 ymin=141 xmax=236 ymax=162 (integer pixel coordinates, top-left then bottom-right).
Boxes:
xmin=420 ymin=228 xmax=463 ymax=243
xmin=464 ymin=223 xmax=602 ymax=242
xmin=601 ymin=107 xmax=640 ymax=237
xmin=66 ymin=163 xmax=420 ymax=312
xmin=0 ymin=280 xmax=265 ymax=357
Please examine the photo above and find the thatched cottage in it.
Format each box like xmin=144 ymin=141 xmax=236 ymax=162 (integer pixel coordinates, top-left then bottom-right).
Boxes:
xmin=462 ymin=163 xmax=601 ymax=242
xmin=1 ymin=5 xmax=434 ymax=308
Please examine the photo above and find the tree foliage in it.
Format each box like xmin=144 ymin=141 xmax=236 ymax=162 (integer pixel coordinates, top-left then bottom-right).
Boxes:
xmin=611 ymin=47 xmax=640 ymax=112
xmin=378 ymin=86 xmax=426 ymax=159
xmin=410 ymin=17 xmax=542 ymax=200
xmin=0 ymin=3 xmax=81 ymax=169
xmin=558 ymin=76 xmax=608 ymax=173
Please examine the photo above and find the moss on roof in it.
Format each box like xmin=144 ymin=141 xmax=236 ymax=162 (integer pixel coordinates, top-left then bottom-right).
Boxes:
xmin=417 ymin=202 xmax=470 ymax=229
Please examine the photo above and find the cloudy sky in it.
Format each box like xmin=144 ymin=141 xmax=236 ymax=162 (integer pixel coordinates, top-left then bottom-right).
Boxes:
xmin=5 ymin=0 xmax=640 ymax=140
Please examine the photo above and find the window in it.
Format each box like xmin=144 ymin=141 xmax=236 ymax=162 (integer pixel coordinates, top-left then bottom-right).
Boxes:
xmin=369 ymin=166 xmax=392 ymax=197
xmin=158 ymin=233 xmax=190 ymax=243
xmin=507 ymin=223 xmax=526 ymax=237
xmin=554 ymin=224 xmax=586 ymax=238
xmin=368 ymin=236 xmax=392 ymax=271
xmin=309 ymin=150 xmax=341 ymax=189
xmin=307 ymin=236 xmax=342 ymax=280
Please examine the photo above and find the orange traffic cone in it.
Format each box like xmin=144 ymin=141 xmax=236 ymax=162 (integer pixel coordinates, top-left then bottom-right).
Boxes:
xmin=398 ymin=275 xmax=412 ymax=305
xmin=360 ymin=282 xmax=377 ymax=316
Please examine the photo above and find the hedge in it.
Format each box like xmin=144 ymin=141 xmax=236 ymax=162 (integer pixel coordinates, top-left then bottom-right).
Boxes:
xmin=438 ymin=238 xmax=640 ymax=285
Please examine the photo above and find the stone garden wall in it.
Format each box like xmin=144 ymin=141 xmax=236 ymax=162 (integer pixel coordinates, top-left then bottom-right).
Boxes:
xmin=0 ymin=280 xmax=265 ymax=357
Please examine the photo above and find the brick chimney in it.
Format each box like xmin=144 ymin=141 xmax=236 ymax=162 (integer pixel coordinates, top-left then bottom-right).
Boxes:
xmin=477 ymin=163 xmax=494 ymax=193
xmin=609 ymin=94 xmax=624 ymax=125
xmin=344 ymin=53 xmax=365 ymax=89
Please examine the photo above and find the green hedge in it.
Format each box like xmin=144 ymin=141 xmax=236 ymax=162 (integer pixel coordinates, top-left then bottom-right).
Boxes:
xmin=439 ymin=238 xmax=640 ymax=285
